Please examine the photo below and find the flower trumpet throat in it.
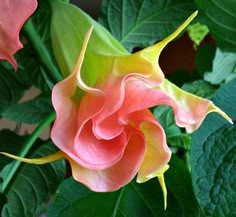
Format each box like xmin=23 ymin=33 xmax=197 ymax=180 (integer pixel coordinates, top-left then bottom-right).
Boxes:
xmin=1 ymin=10 xmax=232 ymax=210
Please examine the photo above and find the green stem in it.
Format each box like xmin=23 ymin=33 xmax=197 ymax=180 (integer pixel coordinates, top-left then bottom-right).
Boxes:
xmin=2 ymin=112 xmax=56 ymax=193
xmin=22 ymin=19 xmax=62 ymax=83
xmin=112 ymin=187 xmax=125 ymax=217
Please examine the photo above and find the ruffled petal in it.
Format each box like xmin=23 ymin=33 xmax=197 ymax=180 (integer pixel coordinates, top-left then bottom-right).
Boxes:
xmin=0 ymin=0 xmax=37 ymax=70
xmin=119 ymin=78 xmax=231 ymax=133
xmin=73 ymin=120 xmax=127 ymax=169
xmin=67 ymin=128 xmax=145 ymax=192
xmin=159 ymin=79 xmax=232 ymax=132
xmin=51 ymin=27 xmax=104 ymax=158
xmin=121 ymin=110 xmax=171 ymax=179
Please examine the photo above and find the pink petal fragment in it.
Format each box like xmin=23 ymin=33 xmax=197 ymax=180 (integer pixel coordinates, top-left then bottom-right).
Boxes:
xmin=0 ymin=0 xmax=37 ymax=70
xmin=67 ymin=128 xmax=145 ymax=192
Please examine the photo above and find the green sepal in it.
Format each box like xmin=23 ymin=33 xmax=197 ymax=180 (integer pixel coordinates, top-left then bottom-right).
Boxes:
xmin=50 ymin=0 xmax=128 ymax=80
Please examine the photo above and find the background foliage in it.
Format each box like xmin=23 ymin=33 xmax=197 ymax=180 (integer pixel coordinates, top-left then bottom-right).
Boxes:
xmin=0 ymin=0 xmax=235 ymax=216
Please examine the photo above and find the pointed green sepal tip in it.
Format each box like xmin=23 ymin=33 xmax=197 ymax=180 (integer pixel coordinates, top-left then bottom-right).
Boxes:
xmin=0 ymin=151 xmax=65 ymax=164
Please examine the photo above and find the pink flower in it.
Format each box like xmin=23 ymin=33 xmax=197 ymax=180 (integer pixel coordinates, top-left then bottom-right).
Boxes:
xmin=0 ymin=0 xmax=37 ymax=70
xmin=51 ymin=12 xmax=231 ymax=202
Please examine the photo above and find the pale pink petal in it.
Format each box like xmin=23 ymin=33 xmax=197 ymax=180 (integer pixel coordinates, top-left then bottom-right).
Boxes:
xmin=0 ymin=0 xmax=37 ymax=70
xmin=67 ymin=128 xmax=145 ymax=192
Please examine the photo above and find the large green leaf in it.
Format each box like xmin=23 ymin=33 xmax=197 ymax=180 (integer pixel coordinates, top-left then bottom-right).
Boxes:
xmin=195 ymin=0 xmax=236 ymax=52
xmin=2 ymin=95 xmax=53 ymax=124
xmin=48 ymin=179 xmax=180 ymax=217
xmin=47 ymin=155 xmax=199 ymax=217
xmin=99 ymin=0 xmax=196 ymax=51
xmin=191 ymin=78 xmax=236 ymax=217
xmin=0 ymin=142 xmax=66 ymax=217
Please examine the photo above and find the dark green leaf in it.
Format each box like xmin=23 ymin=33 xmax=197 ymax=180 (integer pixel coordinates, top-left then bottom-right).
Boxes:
xmin=99 ymin=0 xmax=196 ymax=51
xmin=0 ymin=67 xmax=25 ymax=115
xmin=15 ymin=46 xmax=53 ymax=93
xmin=153 ymin=105 xmax=192 ymax=150
xmin=167 ymin=134 xmax=192 ymax=150
xmin=191 ymin=78 xmax=236 ymax=217
xmin=204 ymin=48 xmax=236 ymax=85
xmin=166 ymin=155 xmax=200 ymax=217
xmin=195 ymin=43 xmax=216 ymax=76
xmin=0 ymin=130 xmax=27 ymax=170
xmin=153 ymin=105 xmax=175 ymax=130
xmin=168 ymin=69 xmax=198 ymax=87
xmin=0 ymin=142 xmax=66 ymax=217
xmin=48 ymin=176 xmax=189 ymax=217
xmin=182 ymin=79 xmax=218 ymax=98
xmin=195 ymin=0 xmax=236 ymax=52
xmin=2 ymin=95 xmax=53 ymax=124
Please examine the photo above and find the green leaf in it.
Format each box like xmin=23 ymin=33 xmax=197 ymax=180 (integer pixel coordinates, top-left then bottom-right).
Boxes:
xmin=48 ymin=177 xmax=187 ymax=217
xmin=0 ymin=67 xmax=25 ymax=115
xmin=204 ymin=48 xmax=236 ymax=85
xmin=195 ymin=0 xmax=236 ymax=52
xmin=0 ymin=43 xmax=52 ymax=93
xmin=48 ymin=155 xmax=199 ymax=217
xmin=0 ymin=130 xmax=27 ymax=170
xmin=99 ymin=0 xmax=196 ymax=51
xmin=166 ymin=155 xmax=200 ymax=216
xmin=0 ymin=142 xmax=66 ymax=217
xmin=195 ymin=43 xmax=216 ymax=76
xmin=2 ymin=95 xmax=53 ymax=124
xmin=182 ymin=79 xmax=218 ymax=98
xmin=191 ymin=78 xmax=236 ymax=217
xmin=153 ymin=105 xmax=192 ymax=150
xmin=15 ymin=45 xmax=53 ymax=93
xmin=169 ymin=69 xmax=198 ymax=87
xmin=187 ymin=22 xmax=209 ymax=47
xmin=153 ymin=105 xmax=175 ymax=130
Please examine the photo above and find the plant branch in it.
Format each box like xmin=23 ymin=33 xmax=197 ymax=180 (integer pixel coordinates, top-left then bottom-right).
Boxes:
xmin=22 ymin=19 xmax=62 ymax=84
